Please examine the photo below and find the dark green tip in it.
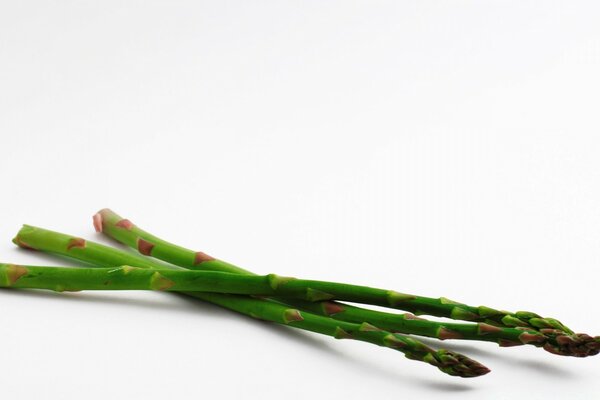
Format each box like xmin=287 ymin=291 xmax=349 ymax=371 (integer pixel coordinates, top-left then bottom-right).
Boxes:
xmin=435 ymin=350 xmax=491 ymax=378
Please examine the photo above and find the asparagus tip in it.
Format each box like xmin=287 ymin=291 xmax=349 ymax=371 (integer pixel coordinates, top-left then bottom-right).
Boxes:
xmin=435 ymin=349 xmax=491 ymax=378
xmin=541 ymin=331 xmax=600 ymax=357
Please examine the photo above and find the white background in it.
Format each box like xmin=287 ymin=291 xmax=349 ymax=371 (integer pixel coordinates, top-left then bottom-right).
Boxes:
xmin=1 ymin=1 xmax=599 ymax=398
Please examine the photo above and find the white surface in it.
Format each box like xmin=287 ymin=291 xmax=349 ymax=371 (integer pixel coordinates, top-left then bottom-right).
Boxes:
xmin=1 ymin=1 xmax=599 ymax=398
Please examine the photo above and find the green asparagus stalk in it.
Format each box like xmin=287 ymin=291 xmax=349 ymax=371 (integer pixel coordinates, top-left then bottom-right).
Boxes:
xmin=10 ymin=227 xmax=489 ymax=377
xmin=13 ymin=223 xmax=599 ymax=359
xmin=93 ymin=209 xmax=568 ymax=329
xmin=4 ymin=260 xmax=598 ymax=358
xmin=91 ymin=209 xmax=600 ymax=357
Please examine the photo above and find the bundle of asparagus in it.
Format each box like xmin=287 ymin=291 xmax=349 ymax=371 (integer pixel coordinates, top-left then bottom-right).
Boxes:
xmin=2 ymin=209 xmax=598 ymax=379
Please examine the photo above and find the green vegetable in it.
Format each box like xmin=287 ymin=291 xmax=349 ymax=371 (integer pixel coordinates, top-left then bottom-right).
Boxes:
xmin=93 ymin=209 xmax=569 ymax=329
xmin=10 ymin=227 xmax=489 ymax=378
xmin=7 ymin=209 xmax=597 ymax=378
xmin=3 ymin=261 xmax=598 ymax=358
xmin=13 ymin=222 xmax=600 ymax=358
xmin=91 ymin=209 xmax=599 ymax=357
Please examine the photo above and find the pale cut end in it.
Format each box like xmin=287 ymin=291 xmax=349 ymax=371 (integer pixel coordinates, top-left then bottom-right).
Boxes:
xmin=97 ymin=208 xmax=114 ymax=217
xmin=137 ymin=238 xmax=154 ymax=256
xmin=194 ymin=251 xmax=215 ymax=264
xmin=13 ymin=237 xmax=36 ymax=250
xmin=92 ymin=213 xmax=103 ymax=232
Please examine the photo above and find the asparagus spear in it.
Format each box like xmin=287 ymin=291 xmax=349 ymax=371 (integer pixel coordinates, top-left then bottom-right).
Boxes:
xmin=14 ymin=224 xmax=599 ymax=358
xmin=92 ymin=209 xmax=600 ymax=357
xmin=10 ymin=228 xmax=489 ymax=377
xmin=93 ymin=209 xmax=570 ymax=330
xmin=3 ymin=261 xmax=598 ymax=358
